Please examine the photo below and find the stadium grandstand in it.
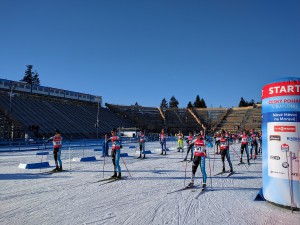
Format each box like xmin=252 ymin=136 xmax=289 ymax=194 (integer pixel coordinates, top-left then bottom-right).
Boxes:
xmin=0 ymin=78 xmax=262 ymax=142
xmin=0 ymin=78 xmax=133 ymax=140
xmin=105 ymin=103 xmax=262 ymax=135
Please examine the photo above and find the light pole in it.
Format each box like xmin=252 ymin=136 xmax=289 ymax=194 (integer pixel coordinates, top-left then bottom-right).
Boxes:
xmin=96 ymin=97 xmax=100 ymax=139
xmin=9 ymin=83 xmax=15 ymax=141
xmin=9 ymin=83 xmax=15 ymax=114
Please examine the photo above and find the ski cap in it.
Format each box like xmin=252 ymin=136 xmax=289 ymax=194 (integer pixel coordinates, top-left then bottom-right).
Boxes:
xmin=111 ymin=128 xmax=118 ymax=133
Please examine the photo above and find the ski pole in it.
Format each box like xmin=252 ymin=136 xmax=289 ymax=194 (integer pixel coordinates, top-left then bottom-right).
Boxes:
xmin=212 ymin=143 xmax=216 ymax=174
xmin=230 ymin=145 xmax=249 ymax=171
xmin=208 ymin=149 xmax=213 ymax=190
xmin=184 ymin=160 xmax=188 ymax=187
xmin=102 ymin=140 xmax=106 ymax=178
xmin=69 ymin=145 xmax=71 ymax=174
xmin=121 ymin=156 xmax=132 ymax=178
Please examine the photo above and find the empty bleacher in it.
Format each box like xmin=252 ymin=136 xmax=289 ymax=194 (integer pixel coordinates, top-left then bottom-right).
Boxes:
xmin=243 ymin=104 xmax=262 ymax=131
xmin=0 ymin=91 xmax=133 ymax=139
xmin=214 ymin=106 xmax=262 ymax=133
xmin=106 ymin=104 xmax=208 ymax=134
xmin=0 ymin=87 xmax=263 ymax=141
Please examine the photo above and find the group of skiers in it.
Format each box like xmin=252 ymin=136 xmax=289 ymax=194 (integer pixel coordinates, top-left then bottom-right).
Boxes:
xmin=46 ymin=127 xmax=261 ymax=188
xmin=214 ymin=128 xmax=262 ymax=163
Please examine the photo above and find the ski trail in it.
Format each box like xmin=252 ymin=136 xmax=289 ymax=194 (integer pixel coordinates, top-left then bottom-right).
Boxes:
xmin=181 ymin=198 xmax=197 ymax=225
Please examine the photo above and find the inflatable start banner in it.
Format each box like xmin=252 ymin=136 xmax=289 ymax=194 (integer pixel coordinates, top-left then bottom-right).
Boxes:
xmin=262 ymin=77 xmax=300 ymax=208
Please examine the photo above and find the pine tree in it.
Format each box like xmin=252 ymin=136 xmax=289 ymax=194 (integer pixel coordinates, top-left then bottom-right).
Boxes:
xmin=20 ymin=65 xmax=41 ymax=85
xmin=249 ymin=99 xmax=255 ymax=106
xmin=21 ymin=65 xmax=33 ymax=84
xmin=239 ymin=97 xmax=246 ymax=107
xmin=187 ymin=101 xmax=193 ymax=109
xmin=160 ymin=98 xmax=168 ymax=109
xmin=200 ymin=98 xmax=207 ymax=108
xmin=169 ymin=96 xmax=179 ymax=108
xmin=32 ymin=71 xmax=40 ymax=85
xmin=193 ymin=95 xmax=201 ymax=108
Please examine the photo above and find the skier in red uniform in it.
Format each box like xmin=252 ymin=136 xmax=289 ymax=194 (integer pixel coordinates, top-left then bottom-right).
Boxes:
xmin=159 ymin=129 xmax=167 ymax=155
xmin=47 ymin=129 xmax=63 ymax=171
xmin=187 ymin=131 xmax=207 ymax=188
xmin=219 ymin=131 xmax=233 ymax=173
xmin=239 ymin=129 xmax=250 ymax=165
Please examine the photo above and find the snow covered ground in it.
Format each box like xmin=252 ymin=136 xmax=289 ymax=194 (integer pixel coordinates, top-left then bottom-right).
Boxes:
xmin=0 ymin=141 xmax=299 ymax=225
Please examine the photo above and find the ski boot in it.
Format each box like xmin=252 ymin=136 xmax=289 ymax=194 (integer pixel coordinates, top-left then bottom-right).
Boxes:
xmin=239 ymin=158 xmax=243 ymax=164
xmin=222 ymin=167 xmax=225 ymax=172
xmin=254 ymin=154 xmax=257 ymax=160
xmin=58 ymin=166 xmax=63 ymax=171
xmin=160 ymin=152 xmax=163 ymax=155
xmin=230 ymin=168 xmax=233 ymax=173
xmin=202 ymin=183 xmax=206 ymax=189
xmin=249 ymin=154 xmax=252 ymax=160
xmin=247 ymin=159 xmax=250 ymax=165
xmin=164 ymin=151 xmax=167 ymax=155
xmin=187 ymin=179 xmax=194 ymax=188
xmin=143 ymin=155 xmax=146 ymax=159
xmin=117 ymin=172 xmax=121 ymax=178
xmin=138 ymin=155 xmax=142 ymax=159
xmin=111 ymin=171 xmax=117 ymax=178
xmin=177 ymin=148 xmax=180 ymax=152
xmin=53 ymin=166 xmax=59 ymax=172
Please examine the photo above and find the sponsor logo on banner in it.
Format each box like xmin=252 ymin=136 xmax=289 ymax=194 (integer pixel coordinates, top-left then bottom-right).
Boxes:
xmin=270 ymin=155 xmax=280 ymax=160
xmin=274 ymin=126 xmax=296 ymax=132
xmin=282 ymin=162 xmax=289 ymax=168
xmin=292 ymin=153 xmax=297 ymax=160
xmin=291 ymin=173 xmax=300 ymax=177
xmin=281 ymin=143 xmax=289 ymax=151
xmin=287 ymin=137 xmax=300 ymax=142
xmin=270 ymin=170 xmax=285 ymax=175
xmin=269 ymin=135 xmax=281 ymax=141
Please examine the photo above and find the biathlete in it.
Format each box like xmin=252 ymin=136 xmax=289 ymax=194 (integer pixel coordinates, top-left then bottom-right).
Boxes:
xmin=187 ymin=131 xmax=207 ymax=188
xmin=239 ymin=129 xmax=250 ymax=165
xmin=214 ymin=132 xmax=221 ymax=154
xmin=106 ymin=128 xmax=122 ymax=178
xmin=176 ymin=131 xmax=184 ymax=152
xmin=47 ymin=129 xmax=63 ymax=171
xmin=219 ymin=131 xmax=233 ymax=173
xmin=159 ymin=129 xmax=167 ymax=155
xmin=184 ymin=131 xmax=194 ymax=161
xmin=250 ymin=129 xmax=258 ymax=160
xmin=138 ymin=130 xmax=146 ymax=159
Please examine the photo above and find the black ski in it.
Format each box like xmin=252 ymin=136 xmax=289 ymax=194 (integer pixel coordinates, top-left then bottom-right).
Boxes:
xmin=99 ymin=176 xmax=128 ymax=186
xmin=91 ymin=177 xmax=116 ymax=183
xmin=227 ymin=171 xmax=234 ymax=177
xmin=167 ymin=185 xmax=198 ymax=194
xmin=214 ymin=171 xmax=229 ymax=176
xmin=195 ymin=188 xmax=206 ymax=199
xmin=41 ymin=169 xmax=67 ymax=174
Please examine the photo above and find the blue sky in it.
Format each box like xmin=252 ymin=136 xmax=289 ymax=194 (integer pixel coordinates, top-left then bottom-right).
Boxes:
xmin=0 ymin=0 xmax=299 ymax=108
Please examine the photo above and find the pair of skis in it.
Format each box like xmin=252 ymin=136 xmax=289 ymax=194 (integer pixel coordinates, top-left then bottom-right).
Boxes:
xmin=179 ymin=159 xmax=192 ymax=163
xmin=167 ymin=185 xmax=206 ymax=199
xmin=92 ymin=176 xmax=127 ymax=185
xmin=41 ymin=169 xmax=67 ymax=174
xmin=214 ymin=170 xmax=234 ymax=177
